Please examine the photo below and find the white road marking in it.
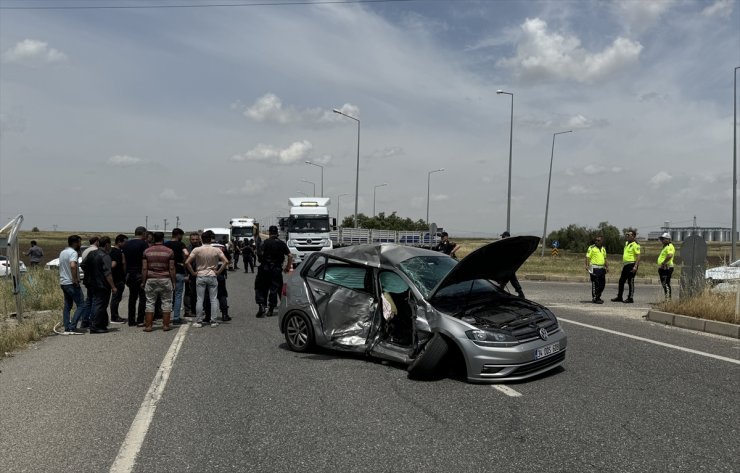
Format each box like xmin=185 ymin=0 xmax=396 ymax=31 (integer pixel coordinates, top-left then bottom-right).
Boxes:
xmin=109 ymin=325 xmax=190 ymax=473
xmin=559 ymin=318 xmax=740 ymax=365
xmin=492 ymin=385 xmax=522 ymax=397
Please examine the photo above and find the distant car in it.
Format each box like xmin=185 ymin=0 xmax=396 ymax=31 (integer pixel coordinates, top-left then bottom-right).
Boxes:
xmin=278 ymin=236 xmax=567 ymax=383
xmin=0 ymin=255 xmax=28 ymax=277
xmin=705 ymin=260 xmax=740 ymax=285
xmin=45 ymin=246 xmax=89 ymax=279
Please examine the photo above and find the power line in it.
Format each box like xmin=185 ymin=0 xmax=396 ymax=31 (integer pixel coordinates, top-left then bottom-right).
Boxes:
xmin=0 ymin=0 xmax=428 ymax=10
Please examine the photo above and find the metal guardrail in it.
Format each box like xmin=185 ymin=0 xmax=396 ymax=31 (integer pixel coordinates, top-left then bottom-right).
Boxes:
xmin=330 ymin=228 xmax=439 ymax=247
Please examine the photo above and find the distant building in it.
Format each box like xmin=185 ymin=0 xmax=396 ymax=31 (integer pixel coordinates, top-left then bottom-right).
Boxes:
xmin=648 ymin=227 xmax=736 ymax=242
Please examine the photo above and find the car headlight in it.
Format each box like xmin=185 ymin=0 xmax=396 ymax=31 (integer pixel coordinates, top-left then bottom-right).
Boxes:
xmin=465 ymin=329 xmax=516 ymax=343
xmin=287 ymin=240 xmax=296 ymax=248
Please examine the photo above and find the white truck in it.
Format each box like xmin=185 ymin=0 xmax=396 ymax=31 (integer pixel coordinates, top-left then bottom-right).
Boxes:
xmin=229 ymin=217 xmax=256 ymax=243
xmin=280 ymin=197 xmax=334 ymax=265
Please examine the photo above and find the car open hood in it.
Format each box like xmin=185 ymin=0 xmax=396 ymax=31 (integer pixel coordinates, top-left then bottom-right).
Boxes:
xmin=429 ymin=235 xmax=539 ymax=298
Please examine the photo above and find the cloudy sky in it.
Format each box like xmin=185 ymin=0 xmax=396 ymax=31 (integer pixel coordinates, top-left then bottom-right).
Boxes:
xmin=1 ymin=0 xmax=738 ymax=237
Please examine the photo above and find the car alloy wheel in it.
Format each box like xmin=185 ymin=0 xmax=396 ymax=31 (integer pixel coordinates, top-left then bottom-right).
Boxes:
xmin=285 ymin=312 xmax=314 ymax=352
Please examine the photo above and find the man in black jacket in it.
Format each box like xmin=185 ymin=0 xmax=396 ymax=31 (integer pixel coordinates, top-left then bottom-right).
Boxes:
xmin=254 ymin=226 xmax=292 ymax=318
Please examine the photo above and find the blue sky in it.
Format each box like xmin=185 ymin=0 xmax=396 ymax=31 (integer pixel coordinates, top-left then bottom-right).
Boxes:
xmin=1 ymin=0 xmax=738 ymax=237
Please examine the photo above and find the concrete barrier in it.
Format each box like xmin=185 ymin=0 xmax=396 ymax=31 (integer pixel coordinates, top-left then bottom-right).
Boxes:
xmin=646 ymin=310 xmax=740 ymax=339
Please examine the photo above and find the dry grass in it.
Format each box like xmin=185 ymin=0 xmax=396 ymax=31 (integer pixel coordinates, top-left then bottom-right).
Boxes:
xmin=0 ymin=311 xmax=61 ymax=356
xmin=657 ymin=290 xmax=737 ymax=324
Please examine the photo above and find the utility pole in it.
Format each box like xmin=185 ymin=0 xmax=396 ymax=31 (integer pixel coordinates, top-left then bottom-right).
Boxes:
xmin=176 ymin=216 xmax=180 ymax=228
xmin=145 ymin=215 xmax=148 ymax=229
xmin=164 ymin=218 xmax=168 ymax=232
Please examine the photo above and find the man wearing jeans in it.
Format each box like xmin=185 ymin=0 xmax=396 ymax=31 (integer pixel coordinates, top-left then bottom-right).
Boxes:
xmin=59 ymin=235 xmax=85 ymax=334
xmin=185 ymin=230 xmax=229 ymax=328
xmin=123 ymin=226 xmax=148 ymax=327
xmin=165 ymin=228 xmax=189 ymax=325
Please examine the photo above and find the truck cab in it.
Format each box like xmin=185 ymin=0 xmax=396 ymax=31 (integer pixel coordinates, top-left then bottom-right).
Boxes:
xmin=283 ymin=197 xmax=334 ymax=265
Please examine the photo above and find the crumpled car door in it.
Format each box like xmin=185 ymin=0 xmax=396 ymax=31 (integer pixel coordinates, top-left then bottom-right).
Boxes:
xmin=305 ymin=262 xmax=377 ymax=348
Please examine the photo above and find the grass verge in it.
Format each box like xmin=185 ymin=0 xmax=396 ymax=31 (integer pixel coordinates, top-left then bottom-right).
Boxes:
xmin=657 ymin=290 xmax=737 ymax=324
xmin=0 ymin=311 xmax=61 ymax=357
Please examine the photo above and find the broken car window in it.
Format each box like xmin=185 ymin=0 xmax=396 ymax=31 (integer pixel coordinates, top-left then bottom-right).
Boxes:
xmin=397 ymin=255 xmax=457 ymax=298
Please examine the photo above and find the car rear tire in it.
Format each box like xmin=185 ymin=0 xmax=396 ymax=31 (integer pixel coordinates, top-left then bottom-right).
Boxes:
xmin=407 ymin=333 xmax=449 ymax=381
xmin=284 ymin=312 xmax=315 ymax=353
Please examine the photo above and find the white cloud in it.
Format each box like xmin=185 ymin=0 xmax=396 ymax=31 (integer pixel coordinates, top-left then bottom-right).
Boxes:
xmin=432 ymin=194 xmax=449 ymax=202
xmin=159 ymin=188 xmax=179 ymax=201
xmin=222 ymin=178 xmax=267 ymax=196
xmin=612 ymin=0 xmax=675 ymax=33
xmin=567 ymin=185 xmax=591 ymax=195
xmin=231 ymin=140 xmax=313 ymax=165
xmin=244 ymin=93 xmax=359 ymax=125
xmin=583 ymin=164 xmax=605 ymax=175
xmin=107 ymin=155 xmax=143 ymax=167
xmin=366 ymin=146 xmax=404 ymax=160
xmin=650 ymin=171 xmax=673 ymax=188
xmin=499 ymin=18 xmax=642 ymax=82
xmin=702 ymin=0 xmax=734 ymax=17
xmin=2 ymin=39 xmax=67 ymax=64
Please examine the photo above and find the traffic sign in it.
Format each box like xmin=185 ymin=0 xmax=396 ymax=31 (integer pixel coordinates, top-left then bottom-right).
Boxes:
xmin=551 ymin=248 xmax=559 ymax=257
xmin=552 ymin=240 xmax=559 ymax=248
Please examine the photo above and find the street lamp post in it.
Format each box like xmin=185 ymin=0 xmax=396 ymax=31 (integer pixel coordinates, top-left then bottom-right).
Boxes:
xmin=497 ymin=89 xmax=514 ymax=233
xmin=541 ymin=130 xmax=573 ymax=257
xmin=733 ymin=66 xmax=739 ymax=261
xmin=305 ymin=161 xmax=324 ymax=197
xmin=333 ymin=109 xmax=361 ymax=228
xmin=337 ymin=193 xmax=350 ymax=226
xmin=373 ymin=183 xmax=387 ymax=217
xmin=426 ymin=168 xmax=445 ymax=225
xmin=301 ymin=178 xmax=315 ymax=196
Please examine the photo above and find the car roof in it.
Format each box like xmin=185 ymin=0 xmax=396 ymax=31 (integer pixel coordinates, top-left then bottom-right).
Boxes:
xmin=327 ymin=244 xmax=443 ymax=267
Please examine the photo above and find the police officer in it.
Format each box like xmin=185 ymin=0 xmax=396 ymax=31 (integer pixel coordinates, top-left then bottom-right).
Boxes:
xmin=255 ymin=225 xmax=292 ymax=318
xmin=657 ymin=232 xmax=675 ymax=300
xmin=434 ymin=232 xmax=460 ymax=259
xmin=612 ymin=230 xmax=640 ymax=303
xmin=585 ymin=235 xmax=608 ymax=304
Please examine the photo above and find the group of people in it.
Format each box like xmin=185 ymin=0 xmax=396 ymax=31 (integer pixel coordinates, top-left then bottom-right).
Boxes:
xmin=56 ymin=226 xmax=256 ymax=334
xmin=586 ymin=230 xmax=675 ymax=304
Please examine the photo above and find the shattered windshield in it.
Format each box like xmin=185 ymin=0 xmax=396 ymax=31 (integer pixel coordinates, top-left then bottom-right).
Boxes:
xmin=397 ymin=255 xmax=457 ymax=298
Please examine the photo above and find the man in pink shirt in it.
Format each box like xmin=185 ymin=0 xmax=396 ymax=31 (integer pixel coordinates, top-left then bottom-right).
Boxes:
xmin=185 ymin=230 xmax=229 ymax=328
xmin=141 ymin=232 xmax=175 ymax=332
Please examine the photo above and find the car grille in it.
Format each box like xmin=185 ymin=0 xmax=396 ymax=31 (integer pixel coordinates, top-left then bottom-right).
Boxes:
xmin=296 ymin=246 xmax=324 ymax=252
xmin=511 ymin=320 xmax=559 ymax=342
xmin=509 ymin=351 xmax=566 ymax=377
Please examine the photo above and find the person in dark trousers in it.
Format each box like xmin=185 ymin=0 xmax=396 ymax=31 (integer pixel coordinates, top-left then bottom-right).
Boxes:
xmin=183 ymin=232 xmax=201 ymax=317
xmin=434 ymin=232 xmax=460 ymax=259
xmin=80 ymin=236 xmax=100 ymax=329
xmin=231 ymin=238 xmax=241 ymax=270
xmin=612 ymin=230 xmax=640 ymax=303
xmin=657 ymin=232 xmax=675 ymax=300
xmin=242 ymin=239 xmax=255 ymax=273
xmin=254 ymin=225 xmax=292 ymax=318
xmin=585 ymin=235 xmax=608 ymax=304
xmin=165 ymin=228 xmax=189 ymax=325
xmin=25 ymin=240 xmax=44 ymax=268
xmin=109 ymin=234 xmax=128 ymax=323
xmin=122 ymin=226 xmax=149 ymax=326
xmin=89 ymin=236 xmax=117 ymax=333
xmin=499 ymin=231 xmax=525 ymax=298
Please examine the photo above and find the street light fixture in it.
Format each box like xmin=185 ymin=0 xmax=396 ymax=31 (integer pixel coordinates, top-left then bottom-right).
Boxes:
xmin=426 ymin=168 xmax=445 ymax=226
xmin=373 ymin=183 xmax=388 ymax=217
xmin=301 ymin=178 xmax=316 ymax=196
xmin=305 ymin=161 xmax=324 ymax=197
xmin=497 ymin=89 xmax=514 ymax=233
xmin=733 ymin=66 xmax=740 ymax=261
xmin=333 ymin=108 xmax=361 ymax=228
xmin=541 ymin=130 xmax=573 ymax=257
xmin=337 ymin=193 xmax=350 ymax=226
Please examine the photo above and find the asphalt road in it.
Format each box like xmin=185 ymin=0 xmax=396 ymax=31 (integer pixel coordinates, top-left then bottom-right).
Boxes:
xmin=0 ymin=274 xmax=738 ymax=473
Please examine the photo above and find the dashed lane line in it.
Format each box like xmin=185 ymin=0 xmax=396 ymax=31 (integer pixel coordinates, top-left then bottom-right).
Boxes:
xmin=559 ymin=318 xmax=740 ymax=365
xmin=109 ymin=324 xmax=190 ymax=473
xmin=493 ymin=385 xmax=523 ymax=397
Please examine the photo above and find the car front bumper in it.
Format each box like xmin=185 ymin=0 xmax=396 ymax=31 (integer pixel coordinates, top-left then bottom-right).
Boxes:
xmin=457 ymin=329 xmax=568 ymax=383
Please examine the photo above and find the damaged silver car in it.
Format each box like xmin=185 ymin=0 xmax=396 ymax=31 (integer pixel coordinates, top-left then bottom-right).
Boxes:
xmin=278 ymin=235 xmax=567 ymax=383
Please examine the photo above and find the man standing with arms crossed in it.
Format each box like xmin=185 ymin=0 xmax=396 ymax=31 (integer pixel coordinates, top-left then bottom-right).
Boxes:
xmin=585 ymin=235 xmax=608 ymax=304
xmin=185 ymin=230 xmax=229 ymax=328
xmin=657 ymin=232 xmax=676 ymax=300
xmin=141 ymin=232 xmax=175 ymax=332
xmin=612 ymin=230 xmax=641 ymax=303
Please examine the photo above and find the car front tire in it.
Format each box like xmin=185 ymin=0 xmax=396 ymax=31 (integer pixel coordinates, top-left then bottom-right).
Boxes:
xmin=407 ymin=333 xmax=449 ymax=381
xmin=284 ymin=312 xmax=315 ymax=353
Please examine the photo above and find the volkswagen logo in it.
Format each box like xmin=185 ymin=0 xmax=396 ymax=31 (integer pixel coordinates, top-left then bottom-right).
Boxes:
xmin=538 ymin=328 xmax=549 ymax=341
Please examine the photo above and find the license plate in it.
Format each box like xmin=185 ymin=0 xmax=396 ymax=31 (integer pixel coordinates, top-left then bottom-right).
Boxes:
xmin=535 ymin=342 xmax=560 ymax=359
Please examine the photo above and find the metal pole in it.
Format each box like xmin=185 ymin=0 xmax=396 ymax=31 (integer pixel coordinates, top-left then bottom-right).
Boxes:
xmin=541 ymin=130 xmax=572 ymax=257
xmin=320 ymin=166 xmax=324 ymax=197
xmin=426 ymin=169 xmax=444 ymax=225
xmin=733 ymin=67 xmax=739 ymax=261
xmin=333 ymin=109 xmax=361 ymax=228
xmin=507 ymin=94 xmax=513 ymax=233
xmin=337 ymin=193 xmax=349 ymax=226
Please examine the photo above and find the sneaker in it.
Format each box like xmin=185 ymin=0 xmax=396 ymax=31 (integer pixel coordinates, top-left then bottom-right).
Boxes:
xmin=222 ymin=315 xmax=232 ymax=322
xmin=266 ymin=307 xmax=275 ymax=317
xmin=63 ymin=329 xmax=84 ymax=335
xmin=136 ymin=322 xmax=145 ymax=327
xmin=172 ymin=319 xmax=186 ymax=325
xmin=210 ymin=322 xmax=219 ymax=328
xmin=256 ymin=305 xmax=265 ymax=318
xmin=595 ymin=299 xmax=604 ymax=304
xmin=610 ymin=297 xmax=623 ymax=302
xmin=191 ymin=322 xmax=203 ymax=328
xmin=110 ymin=317 xmax=126 ymax=324
xmin=623 ymin=298 xmax=634 ymax=303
